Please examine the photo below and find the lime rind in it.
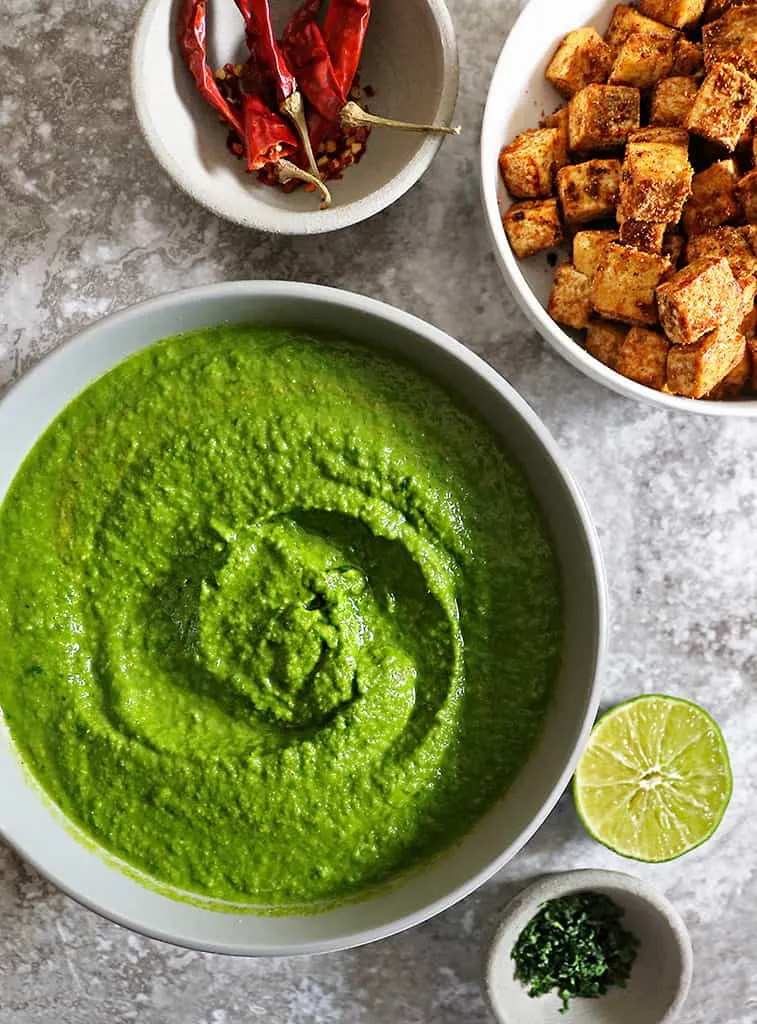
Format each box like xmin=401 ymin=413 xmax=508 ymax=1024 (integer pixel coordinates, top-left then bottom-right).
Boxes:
xmin=573 ymin=694 xmax=733 ymax=863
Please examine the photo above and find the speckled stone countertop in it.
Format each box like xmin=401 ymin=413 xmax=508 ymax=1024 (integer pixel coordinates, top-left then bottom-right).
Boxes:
xmin=2 ymin=0 xmax=756 ymax=1021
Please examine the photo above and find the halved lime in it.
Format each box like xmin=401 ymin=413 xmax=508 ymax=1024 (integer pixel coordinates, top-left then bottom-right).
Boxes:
xmin=574 ymin=695 xmax=732 ymax=862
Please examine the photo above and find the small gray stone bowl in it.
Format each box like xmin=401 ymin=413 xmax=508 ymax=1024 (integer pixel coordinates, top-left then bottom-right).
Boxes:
xmin=486 ymin=870 xmax=693 ymax=1024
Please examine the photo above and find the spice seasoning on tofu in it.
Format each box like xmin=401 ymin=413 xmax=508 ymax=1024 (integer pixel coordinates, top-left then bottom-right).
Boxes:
xmin=557 ymin=160 xmax=622 ymax=224
xmin=499 ymin=128 xmax=568 ymax=198
xmin=546 ymin=29 xmax=614 ymax=97
xmin=667 ymin=325 xmax=747 ymax=396
xmin=586 ymin=319 xmax=628 ymax=366
xmin=503 ymin=198 xmax=563 ymax=259
xmin=591 ymin=244 xmax=673 ymax=325
xmin=498 ymin=0 xmax=757 ymax=400
xmin=619 ymin=219 xmax=667 ymax=253
xmin=685 ymin=62 xmax=757 ymax=150
xmin=573 ymin=230 xmax=619 ymax=277
xmin=618 ymin=141 xmax=693 ymax=223
xmin=639 ymin=0 xmax=706 ymax=30
xmin=627 ymin=125 xmax=689 ymax=146
xmin=702 ymin=4 xmax=757 ymax=77
xmin=608 ymin=31 xmax=675 ymax=89
xmin=569 ymin=84 xmax=641 ymax=150
xmin=548 ymin=264 xmax=592 ymax=329
xmin=605 ymin=4 xmax=678 ymax=56
xmin=650 ymin=76 xmax=700 ymax=127
xmin=511 ymin=892 xmax=639 ymax=1014
xmin=657 ymin=256 xmax=742 ymax=344
xmin=615 ymin=326 xmax=670 ymax=388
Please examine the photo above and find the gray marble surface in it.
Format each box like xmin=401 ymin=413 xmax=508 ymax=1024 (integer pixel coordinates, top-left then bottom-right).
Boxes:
xmin=2 ymin=0 xmax=756 ymax=1021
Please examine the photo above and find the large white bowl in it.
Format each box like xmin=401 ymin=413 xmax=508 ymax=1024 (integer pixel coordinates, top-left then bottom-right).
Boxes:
xmin=132 ymin=0 xmax=459 ymax=234
xmin=0 ymin=282 xmax=606 ymax=955
xmin=480 ymin=0 xmax=757 ymax=417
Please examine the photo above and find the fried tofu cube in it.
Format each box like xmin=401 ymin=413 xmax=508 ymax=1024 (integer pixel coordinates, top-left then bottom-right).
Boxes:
xmin=572 ymin=230 xmax=620 ymax=278
xmin=503 ymin=199 xmax=563 ymax=259
xmin=650 ymin=77 xmax=699 ymax=126
xmin=703 ymin=4 xmax=757 ymax=76
xmin=627 ymin=126 xmax=690 ymax=146
xmin=663 ymin=228 xmax=686 ymax=266
xmin=591 ymin=243 xmax=673 ymax=324
xmin=615 ymin=326 xmax=671 ymax=388
xmin=619 ymin=220 xmax=667 ymax=252
xmin=656 ymin=256 xmax=742 ymax=343
xmin=736 ymin=168 xmax=757 ymax=222
xmin=672 ymin=37 xmax=705 ymax=75
xmin=685 ymin=62 xmax=757 ymax=150
xmin=609 ymin=32 xmax=675 ymax=88
xmin=545 ymin=28 xmax=614 ymax=98
xmin=685 ymin=226 xmax=757 ymax=306
xmin=542 ymin=107 xmax=571 ymax=156
xmin=605 ymin=5 xmax=679 ymax=54
xmin=548 ymin=264 xmax=592 ymax=329
xmin=682 ymin=159 xmax=741 ymax=235
xmin=667 ymin=325 xmax=746 ymax=395
xmin=685 ymin=224 xmax=757 ymax=265
xmin=618 ymin=142 xmax=693 ymax=223
xmin=557 ymin=160 xmax=622 ymax=223
xmin=569 ymin=84 xmax=641 ymax=151
xmin=709 ymin=342 xmax=751 ymax=397
xmin=638 ymin=0 xmax=706 ymax=27
xmin=499 ymin=128 xmax=567 ymax=199
xmin=585 ymin=319 xmax=629 ymax=366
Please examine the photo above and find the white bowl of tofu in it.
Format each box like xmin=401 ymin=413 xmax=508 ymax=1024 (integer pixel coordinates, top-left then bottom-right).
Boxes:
xmin=481 ymin=0 xmax=757 ymax=413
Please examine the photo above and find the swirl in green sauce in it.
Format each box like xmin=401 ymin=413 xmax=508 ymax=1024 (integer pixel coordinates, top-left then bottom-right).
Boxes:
xmin=0 ymin=327 xmax=562 ymax=908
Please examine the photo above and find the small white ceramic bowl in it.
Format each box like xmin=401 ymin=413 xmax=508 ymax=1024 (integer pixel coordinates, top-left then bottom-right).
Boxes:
xmin=0 ymin=281 xmax=605 ymax=955
xmin=487 ymin=870 xmax=693 ymax=1024
xmin=480 ymin=0 xmax=757 ymax=416
xmin=131 ymin=0 xmax=459 ymax=234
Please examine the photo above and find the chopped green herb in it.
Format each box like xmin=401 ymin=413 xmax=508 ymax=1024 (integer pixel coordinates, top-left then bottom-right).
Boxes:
xmin=511 ymin=891 xmax=639 ymax=1013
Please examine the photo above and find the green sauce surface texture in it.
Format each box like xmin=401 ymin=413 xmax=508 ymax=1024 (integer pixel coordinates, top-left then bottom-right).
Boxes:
xmin=0 ymin=327 xmax=562 ymax=907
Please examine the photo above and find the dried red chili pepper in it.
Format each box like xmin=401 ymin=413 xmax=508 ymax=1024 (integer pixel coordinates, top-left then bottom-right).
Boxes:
xmin=234 ymin=0 xmax=324 ymax=187
xmin=177 ymin=0 xmax=244 ymax=140
xmin=282 ymin=0 xmax=345 ymax=123
xmin=280 ymin=0 xmax=347 ymax=158
xmin=322 ymin=0 xmax=371 ymax=98
xmin=239 ymin=51 xmax=331 ymax=204
xmin=281 ymin=0 xmax=461 ymax=140
xmin=177 ymin=0 xmax=330 ymax=206
xmin=239 ymin=88 xmax=297 ymax=170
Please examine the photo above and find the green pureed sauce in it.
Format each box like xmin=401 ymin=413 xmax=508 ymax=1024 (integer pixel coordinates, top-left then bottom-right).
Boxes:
xmin=0 ymin=327 xmax=562 ymax=909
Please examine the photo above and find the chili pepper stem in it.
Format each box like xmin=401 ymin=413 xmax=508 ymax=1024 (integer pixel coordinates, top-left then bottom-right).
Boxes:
xmin=340 ymin=101 xmax=461 ymax=136
xmin=279 ymin=91 xmax=329 ymax=200
xmin=277 ymin=158 xmax=332 ymax=208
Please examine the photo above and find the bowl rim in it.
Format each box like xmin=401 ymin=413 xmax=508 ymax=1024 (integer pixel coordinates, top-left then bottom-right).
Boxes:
xmin=479 ymin=0 xmax=757 ymax=418
xmin=0 ymin=281 xmax=607 ymax=955
xmin=130 ymin=0 xmax=460 ymax=236
xmin=485 ymin=868 xmax=694 ymax=1024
